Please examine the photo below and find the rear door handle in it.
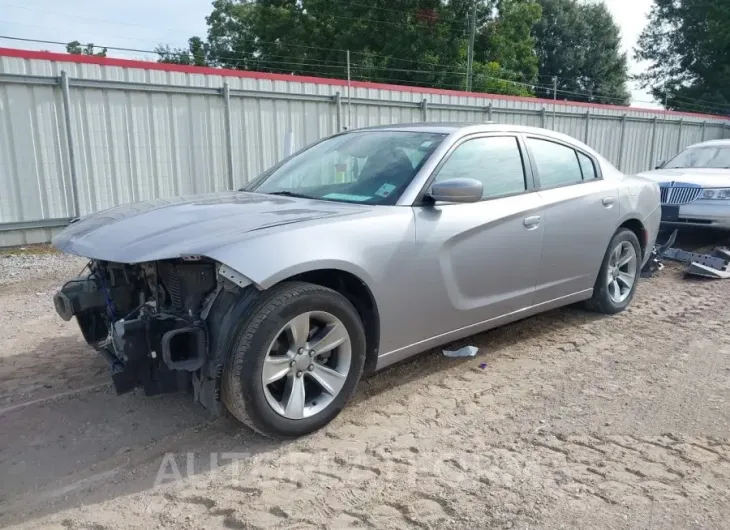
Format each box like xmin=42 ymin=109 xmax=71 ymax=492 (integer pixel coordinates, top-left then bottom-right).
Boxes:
xmin=523 ymin=215 xmax=541 ymax=229
xmin=602 ymin=197 xmax=616 ymax=207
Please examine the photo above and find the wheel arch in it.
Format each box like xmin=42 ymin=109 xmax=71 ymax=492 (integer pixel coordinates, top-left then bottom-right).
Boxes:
xmin=618 ymin=217 xmax=647 ymax=258
xmin=207 ymin=248 xmax=383 ymax=376
xmin=278 ymin=268 xmax=381 ymax=375
xmin=202 ymin=265 xmax=381 ymax=417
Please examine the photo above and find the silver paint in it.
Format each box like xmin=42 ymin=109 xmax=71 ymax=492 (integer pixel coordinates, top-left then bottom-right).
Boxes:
xmin=52 ymin=124 xmax=661 ymax=372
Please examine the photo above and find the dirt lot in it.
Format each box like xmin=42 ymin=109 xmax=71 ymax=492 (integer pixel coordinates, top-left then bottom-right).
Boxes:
xmin=1 ymin=242 xmax=729 ymax=530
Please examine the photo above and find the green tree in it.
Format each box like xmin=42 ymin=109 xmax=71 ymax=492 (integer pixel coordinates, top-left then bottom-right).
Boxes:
xmin=532 ymin=0 xmax=630 ymax=105
xmin=155 ymin=37 xmax=209 ymax=66
xmin=474 ymin=0 xmax=542 ymax=94
xmin=66 ymin=41 xmax=107 ymax=57
xmin=203 ymin=0 xmax=468 ymax=86
xmin=175 ymin=0 xmax=541 ymax=97
xmin=634 ymin=0 xmax=730 ymax=114
xmin=472 ymin=61 xmax=535 ymax=96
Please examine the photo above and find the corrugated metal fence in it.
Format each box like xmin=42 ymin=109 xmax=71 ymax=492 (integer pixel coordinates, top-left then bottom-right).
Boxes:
xmin=1 ymin=48 xmax=729 ymax=246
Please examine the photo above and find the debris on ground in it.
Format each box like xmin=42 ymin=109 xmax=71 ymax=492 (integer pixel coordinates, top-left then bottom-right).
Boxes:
xmin=663 ymin=246 xmax=730 ymax=279
xmin=640 ymin=251 xmax=664 ymax=278
xmin=640 ymin=229 xmax=730 ymax=279
xmin=641 ymin=229 xmax=677 ymax=278
xmin=443 ymin=345 xmax=479 ymax=358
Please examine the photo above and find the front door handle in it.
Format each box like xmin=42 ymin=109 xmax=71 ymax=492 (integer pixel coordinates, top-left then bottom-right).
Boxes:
xmin=523 ymin=215 xmax=541 ymax=229
xmin=602 ymin=197 xmax=616 ymax=207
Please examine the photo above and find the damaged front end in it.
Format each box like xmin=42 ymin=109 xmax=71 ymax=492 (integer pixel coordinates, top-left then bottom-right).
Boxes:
xmin=53 ymin=257 xmax=237 ymax=411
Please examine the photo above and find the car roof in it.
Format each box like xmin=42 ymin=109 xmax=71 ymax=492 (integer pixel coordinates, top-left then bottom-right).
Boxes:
xmin=349 ymin=122 xmax=596 ymax=153
xmin=687 ymin=138 xmax=730 ymax=149
xmin=352 ymin=121 xmax=580 ymax=138
xmin=352 ymin=122 xmax=488 ymax=134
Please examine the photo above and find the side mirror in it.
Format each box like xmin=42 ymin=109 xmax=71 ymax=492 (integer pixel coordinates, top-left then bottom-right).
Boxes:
xmin=428 ymin=178 xmax=483 ymax=203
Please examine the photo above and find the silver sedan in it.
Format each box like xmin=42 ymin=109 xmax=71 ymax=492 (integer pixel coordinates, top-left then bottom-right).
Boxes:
xmin=52 ymin=123 xmax=661 ymax=438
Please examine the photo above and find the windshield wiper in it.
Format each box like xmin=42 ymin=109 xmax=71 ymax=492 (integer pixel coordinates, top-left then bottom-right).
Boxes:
xmin=266 ymin=191 xmax=313 ymax=199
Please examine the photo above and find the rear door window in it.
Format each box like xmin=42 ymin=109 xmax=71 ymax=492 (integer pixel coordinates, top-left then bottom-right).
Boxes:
xmin=526 ymin=138 xmax=584 ymax=188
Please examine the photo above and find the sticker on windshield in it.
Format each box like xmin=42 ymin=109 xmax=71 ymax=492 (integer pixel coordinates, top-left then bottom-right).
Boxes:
xmin=322 ymin=193 xmax=371 ymax=202
xmin=375 ymin=183 xmax=396 ymax=198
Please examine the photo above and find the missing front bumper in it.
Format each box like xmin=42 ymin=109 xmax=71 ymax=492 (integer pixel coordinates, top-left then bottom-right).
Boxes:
xmin=106 ymin=316 xmax=207 ymax=395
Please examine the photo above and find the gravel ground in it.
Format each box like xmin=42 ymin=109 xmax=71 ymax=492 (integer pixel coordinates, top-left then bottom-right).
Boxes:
xmin=0 ymin=245 xmax=728 ymax=530
xmin=0 ymin=250 xmax=86 ymax=287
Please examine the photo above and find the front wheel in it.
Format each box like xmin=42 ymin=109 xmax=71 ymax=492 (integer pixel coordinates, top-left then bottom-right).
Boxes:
xmin=221 ymin=282 xmax=366 ymax=438
xmin=586 ymin=228 xmax=641 ymax=314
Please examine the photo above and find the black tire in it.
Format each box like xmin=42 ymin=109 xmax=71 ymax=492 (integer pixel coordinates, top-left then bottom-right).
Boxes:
xmin=586 ymin=228 xmax=642 ymax=314
xmin=221 ymin=281 xmax=366 ymax=438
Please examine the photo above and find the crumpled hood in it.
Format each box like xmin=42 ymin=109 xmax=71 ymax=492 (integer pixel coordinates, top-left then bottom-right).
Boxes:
xmin=52 ymin=191 xmax=367 ymax=263
xmin=637 ymin=168 xmax=730 ymax=188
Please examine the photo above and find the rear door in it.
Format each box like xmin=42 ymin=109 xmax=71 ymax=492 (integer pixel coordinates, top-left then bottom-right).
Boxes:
xmin=409 ymin=134 xmax=544 ymax=342
xmin=523 ymin=135 xmax=620 ymax=303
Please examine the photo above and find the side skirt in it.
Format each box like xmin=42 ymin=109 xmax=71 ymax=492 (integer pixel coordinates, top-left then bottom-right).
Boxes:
xmin=374 ymin=289 xmax=593 ymax=371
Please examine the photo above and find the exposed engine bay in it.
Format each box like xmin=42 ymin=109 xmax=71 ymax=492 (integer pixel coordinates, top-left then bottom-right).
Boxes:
xmin=53 ymin=257 xmax=237 ymax=412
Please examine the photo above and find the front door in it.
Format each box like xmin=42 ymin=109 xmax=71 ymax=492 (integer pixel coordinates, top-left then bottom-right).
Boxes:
xmin=523 ymin=135 xmax=620 ymax=303
xmin=408 ymin=135 xmax=545 ymax=344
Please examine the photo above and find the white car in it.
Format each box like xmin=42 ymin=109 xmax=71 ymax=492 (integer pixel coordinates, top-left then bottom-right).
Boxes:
xmin=638 ymin=139 xmax=730 ymax=229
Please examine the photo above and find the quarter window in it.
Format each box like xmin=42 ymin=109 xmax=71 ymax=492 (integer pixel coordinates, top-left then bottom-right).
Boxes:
xmin=577 ymin=152 xmax=597 ymax=180
xmin=527 ymin=138 xmax=583 ymax=188
xmin=434 ymin=136 xmax=527 ymax=199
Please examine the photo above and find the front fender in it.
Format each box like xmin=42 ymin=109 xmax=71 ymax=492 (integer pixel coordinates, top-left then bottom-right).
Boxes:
xmin=205 ymin=209 xmax=415 ymax=294
xmin=248 ymin=258 xmax=376 ymax=291
xmin=207 ymin=233 xmax=377 ymax=291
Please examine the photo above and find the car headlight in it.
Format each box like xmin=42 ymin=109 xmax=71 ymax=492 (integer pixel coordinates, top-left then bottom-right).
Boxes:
xmin=701 ymin=188 xmax=730 ymax=200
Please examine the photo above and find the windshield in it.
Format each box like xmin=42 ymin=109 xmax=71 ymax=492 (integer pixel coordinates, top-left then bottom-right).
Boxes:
xmin=664 ymin=145 xmax=730 ymax=169
xmin=245 ymin=131 xmax=447 ymax=205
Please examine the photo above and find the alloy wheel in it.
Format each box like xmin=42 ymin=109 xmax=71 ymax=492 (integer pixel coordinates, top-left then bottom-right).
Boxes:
xmin=607 ymin=240 xmax=637 ymax=304
xmin=261 ymin=311 xmax=352 ymax=420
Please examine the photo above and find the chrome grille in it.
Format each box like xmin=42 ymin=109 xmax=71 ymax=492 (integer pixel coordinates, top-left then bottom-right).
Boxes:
xmin=660 ymin=186 xmax=702 ymax=205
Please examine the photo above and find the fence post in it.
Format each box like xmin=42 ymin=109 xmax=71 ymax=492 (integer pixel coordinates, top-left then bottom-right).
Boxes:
xmin=701 ymin=120 xmax=707 ymax=141
xmin=333 ymin=92 xmax=342 ymax=131
xmin=618 ymin=114 xmax=627 ymax=171
xmin=222 ymin=81 xmax=234 ymax=190
xmin=59 ymin=70 xmax=81 ymax=218
xmin=540 ymin=107 xmax=546 ymax=128
xmin=420 ymin=98 xmax=428 ymax=122
xmin=649 ymin=116 xmax=658 ymax=169
xmin=487 ymin=102 xmax=493 ymax=122
xmin=676 ymin=118 xmax=683 ymax=153
xmin=583 ymin=111 xmax=590 ymax=143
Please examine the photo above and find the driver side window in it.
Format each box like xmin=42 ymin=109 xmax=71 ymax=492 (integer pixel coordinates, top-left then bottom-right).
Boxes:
xmin=434 ymin=136 xmax=527 ymax=199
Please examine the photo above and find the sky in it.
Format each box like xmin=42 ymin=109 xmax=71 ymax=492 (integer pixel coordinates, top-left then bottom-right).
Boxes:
xmin=0 ymin=0 xmax=661 ymax=109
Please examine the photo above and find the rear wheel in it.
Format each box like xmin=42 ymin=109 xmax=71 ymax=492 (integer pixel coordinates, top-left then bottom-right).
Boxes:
xmin=221 ymin=282 xmax=366 ymax=438
xmin=586 ymin=228 xmax=641 ymax=314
